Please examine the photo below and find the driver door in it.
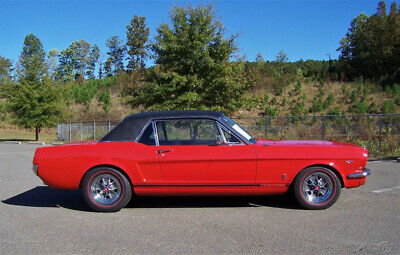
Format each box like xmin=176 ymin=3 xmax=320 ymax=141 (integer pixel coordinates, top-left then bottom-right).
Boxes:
xmin=155 ymin=119 xmax=257 ymax=187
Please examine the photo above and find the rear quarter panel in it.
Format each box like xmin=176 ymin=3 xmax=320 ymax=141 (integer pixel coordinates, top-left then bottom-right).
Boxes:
xmin=36 ymin=142 xmax=161 ymax=189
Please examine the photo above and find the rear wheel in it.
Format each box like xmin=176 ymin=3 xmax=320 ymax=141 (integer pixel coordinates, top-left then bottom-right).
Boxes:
xmin=293 ymin=166 xmax=341 ymax=210
xmin=82 ymin=167 xmax=132 ymax=212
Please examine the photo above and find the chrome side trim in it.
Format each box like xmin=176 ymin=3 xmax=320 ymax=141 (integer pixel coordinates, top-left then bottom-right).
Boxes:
xmin=152 ymin=121 xmax=159 ymax=146
xmin=347 ymin=168 xmax=371 ymax=179
xmin=135 ymin=121 xmax=153 ymax=143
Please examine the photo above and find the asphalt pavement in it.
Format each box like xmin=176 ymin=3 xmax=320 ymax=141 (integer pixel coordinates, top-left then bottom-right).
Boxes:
xmin=0 ymin=144 xmax=399 ymax=254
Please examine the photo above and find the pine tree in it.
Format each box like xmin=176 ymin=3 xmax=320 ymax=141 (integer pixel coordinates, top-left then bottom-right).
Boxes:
xmin=57 ymin=40 xmax=91 ymax=81
xmin=0 ymin=56 xmax=13 ymax=81
xmin=126 ymin=15 xmax=149 ymax=72
xmin=105 ymin=36 xmax=126 ymax=75
xmin=4 ymin=34 xmax=63 ymax=140
xmin=86 ymin=44 xmax=100 ymax=79
xmin=47 ymin=49 xmax=60 ymax=78
xmin=19 ymin=33 xmax=46 ymax=81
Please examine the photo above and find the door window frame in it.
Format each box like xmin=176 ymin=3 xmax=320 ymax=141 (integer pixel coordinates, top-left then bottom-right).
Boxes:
xmin=136 ymin=118 xmax=246 ymax=146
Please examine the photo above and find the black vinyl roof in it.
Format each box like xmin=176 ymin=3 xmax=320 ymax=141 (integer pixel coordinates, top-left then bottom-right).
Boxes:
xmin=100 ymin=111 xmax=225 ymax=142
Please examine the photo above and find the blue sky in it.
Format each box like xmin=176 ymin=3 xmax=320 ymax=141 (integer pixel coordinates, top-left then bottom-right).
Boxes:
xmin=0 ymin=0 xmax=391 ymax=66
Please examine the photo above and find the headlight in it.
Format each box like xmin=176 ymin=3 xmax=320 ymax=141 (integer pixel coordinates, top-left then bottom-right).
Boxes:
xmin=32 ymin=164 xmax=39 ymax=176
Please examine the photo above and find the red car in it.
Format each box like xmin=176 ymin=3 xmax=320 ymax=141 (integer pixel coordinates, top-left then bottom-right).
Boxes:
xmin=32 ymin=111 xmax=370 ymax=212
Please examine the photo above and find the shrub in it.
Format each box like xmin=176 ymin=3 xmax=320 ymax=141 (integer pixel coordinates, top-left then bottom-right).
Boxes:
xmin=264 ymin=105 xmax=279 ymax=116
xmin=382 ymin=100 xmax=398 ymax=113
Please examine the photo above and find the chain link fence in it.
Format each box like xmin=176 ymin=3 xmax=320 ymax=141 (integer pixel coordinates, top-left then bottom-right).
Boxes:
xmin=58 ymin=113 xmax=400 ymax=158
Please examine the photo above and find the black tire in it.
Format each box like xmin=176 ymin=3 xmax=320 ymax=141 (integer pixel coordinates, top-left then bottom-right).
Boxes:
xmin=82 ymin=167 xmax=132 ymax=212
xmin=293 ymin=166 xmax=341 ymax=210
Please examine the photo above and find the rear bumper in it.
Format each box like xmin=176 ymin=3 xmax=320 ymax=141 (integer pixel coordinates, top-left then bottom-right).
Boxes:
xmin=347 ymin=168 xmax=371 ymax=179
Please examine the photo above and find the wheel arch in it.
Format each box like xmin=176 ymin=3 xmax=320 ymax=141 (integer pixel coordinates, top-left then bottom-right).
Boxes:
xmin=295 ymin=164 xmax=344 ymax=188
xmin=79 ymin=164 xmax=133 ymax=189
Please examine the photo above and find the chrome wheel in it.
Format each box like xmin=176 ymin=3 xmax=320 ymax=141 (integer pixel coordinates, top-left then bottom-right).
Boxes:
xmin=301 ymin=172 xmax=333 ymax=204
xmin=89 ymin=174 xmax=122 ymax=205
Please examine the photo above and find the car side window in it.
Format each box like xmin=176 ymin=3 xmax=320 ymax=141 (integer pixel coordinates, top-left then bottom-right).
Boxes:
xmin=220 ymin=127 xmax=241 ymax=144
xmin=156 ymin=119 xmax=220 ymax=145
xmin=137 ymin=124 xmax=155 ymax=145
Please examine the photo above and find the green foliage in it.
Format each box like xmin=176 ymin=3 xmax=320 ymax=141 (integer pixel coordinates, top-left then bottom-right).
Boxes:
xmin=293 ymin=80 xmax=302 ymax=95
xmin=4 ymin=77 xmax=64 ymax=139
xmin=86 ymin=45 xmax=100 ymax=79
xmin=67 ymin=77 xmax=116 ymax=109
xmin=19 ymin=33 xmax=46 ymax=81
xmin=98 ymin=89 xmax=111 ymax=113
xmin=264 ymin=105 xmax=279 ymax=116
xmin=309 ymin=97 xmax=323 ymax=113
xmin=130 ymin=5 xmax=248 ymax=114
xmin=281 ymin=97 xmax=287 ymax=106
xmin=0 ymin=56 xmax=13 ymax=81
xmin=338 ymin=1 xmax=400 ymax=86
xmin=323 ymin=93 xmax=334 ymax=109
xmin=291 ymin=101 xmax=305 ymax=116
xmin=57 ymin=40 xmax=92 ymax=81
xmin=46 ymin=49 xmax=60 ymax=78
xmin=275 ymin=50 xmax=288 ymax=63
xmin=382 ymin=99 xmax=398 ymax=113
xmin=368 ymin=102 xmax=378 ymax=113
xmin=126 ymin=15 xmax=149 ymax=72
xmin=105 ymin=36 xmax=126 ymax=76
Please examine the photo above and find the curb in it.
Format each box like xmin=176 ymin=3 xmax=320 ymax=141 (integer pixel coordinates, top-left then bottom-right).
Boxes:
xmin=52 ymin=142 xmax=64 ymax=145
xmin=28 ymin=142 xmax=45 ymax=145
xmin=4 ymin=141 xmax=21 ymax=144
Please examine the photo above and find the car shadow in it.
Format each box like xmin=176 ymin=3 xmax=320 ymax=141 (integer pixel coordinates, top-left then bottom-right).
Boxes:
xmin=129 ymin=195 xmax=300 ymax=209
xmin=2 ymin=186 xmax=92 ymax=212
xmin=2 ymin=186 xmax=300 ymax=212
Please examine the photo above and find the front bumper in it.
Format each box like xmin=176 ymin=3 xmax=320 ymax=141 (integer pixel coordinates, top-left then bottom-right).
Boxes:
xmin=347 ymin=168 xmax=371 ymax=179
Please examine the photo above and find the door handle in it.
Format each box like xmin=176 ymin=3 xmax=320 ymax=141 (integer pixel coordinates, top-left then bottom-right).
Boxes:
xmin=157 ymin=149 xmax=172 ymax=154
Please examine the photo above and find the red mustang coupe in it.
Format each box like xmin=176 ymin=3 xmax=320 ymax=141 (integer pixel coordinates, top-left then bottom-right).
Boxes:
xmin=32 ymin=111 xmax=370 ymax=212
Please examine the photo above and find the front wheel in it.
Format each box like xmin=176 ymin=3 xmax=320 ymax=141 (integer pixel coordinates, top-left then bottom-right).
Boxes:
xmin=293 ymin=167 xmax=341 ymax=210
xmin=82 ymin=167 xmax=132 ymax=212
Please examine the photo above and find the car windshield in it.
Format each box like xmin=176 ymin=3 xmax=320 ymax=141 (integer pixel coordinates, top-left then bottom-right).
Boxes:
xmin=221 ymin=116 xmax=256 ymax=144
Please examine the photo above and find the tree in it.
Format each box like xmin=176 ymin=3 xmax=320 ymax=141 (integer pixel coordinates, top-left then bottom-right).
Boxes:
xmin=338 ymin=1 xmax=400 ymax=86
xmin=255 ymin=52 xmax=265 ymax=62
xmin=105 ymin=36 xmax=126 ymax=75
xmin=47 ymin=49 xmax=60 ymax=78
xmin=130 ymin=5 xmax=248 ymax=113
xmin=0 ymin=56 xmax=13 ymax=81
xmin=275 ymin=50 xmax=288 ymax=63
xmin=86 ymin=44 xmax=100 ymax=79
xmin=19 ymin=33 xmax=46 ymax=81
xmin=57 ymin=40 xmax=91 ymax=81
xmin=4 ymin=34 xmax=63 ymax=140
xmin=126 ymin=15 xmax=150 ymax=72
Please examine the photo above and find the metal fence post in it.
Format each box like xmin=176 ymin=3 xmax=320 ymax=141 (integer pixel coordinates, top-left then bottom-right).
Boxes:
xmin=108 ymin=120 xmax=111 ymax=132
xmin=264 ymin=117 xmax=268 ymax=139
xmin=69 ymin=123 xmax=72 ymax=142
xmin=93 ymin=121 xmax=96 ymax=140
xmin=60 ymin=123 xmax=64 ymax=141
xmin=322 ymin=117 xmax=326 ymax=140
xmin=80 ymin=122 xmax=83 ymax=141
xmin=379 ymin=114 xmax=383 ymax=156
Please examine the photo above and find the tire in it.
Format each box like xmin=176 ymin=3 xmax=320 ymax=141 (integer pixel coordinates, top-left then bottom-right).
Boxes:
xmin=293 ymin=166 xmax=341 ymax=210
xmin=82 ymin=167 xmax=132 ymax=212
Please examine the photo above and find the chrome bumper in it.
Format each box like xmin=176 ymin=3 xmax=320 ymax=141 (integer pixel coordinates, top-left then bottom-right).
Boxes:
xmin=347 ymin=168 xmax=371 ymax=179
